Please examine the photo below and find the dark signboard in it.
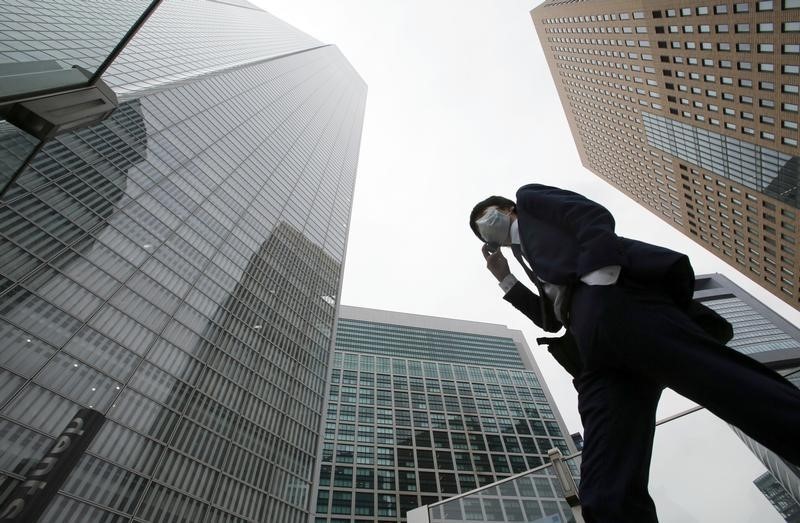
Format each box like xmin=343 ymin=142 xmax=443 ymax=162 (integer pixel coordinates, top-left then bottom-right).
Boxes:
xmin=0 ymin=408 xmax=105 ymax=522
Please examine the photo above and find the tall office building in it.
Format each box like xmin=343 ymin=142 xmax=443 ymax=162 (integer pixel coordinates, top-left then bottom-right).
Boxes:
xmin=694 ymin=272 xmax=800 ymax=367
xmin=0 ymin=1 xmax=366 ymax=522
xmin=313 ymin=306 xmax=576 ymax=523
xmin=531 ymin=0 xmax=800 ymax=311
xmin=739 ymin=432 xmax=800 ymax=516
xmin=754 ymin=471 xmax=800 ymax=522
xmin=693 ymin=274 xmax=800 ymax=516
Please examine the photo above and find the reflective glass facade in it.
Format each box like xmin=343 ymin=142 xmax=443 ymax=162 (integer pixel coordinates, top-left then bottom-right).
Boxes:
xmin=753 ymin=471 xmax=800 ymax=522
xmin=744 ymin=434 xmax=800 ymax=518
xmin=704 ymin=294 xmax=800 ymax=354
xmin=532 ymin=1 xmax=800 ymax=311
xmin=643 ymin=112 xmax=798 ymax=207
xmin=0 ymin=0 xmax=153 ymax=77
xmin=704 ymin=295 xmax=800 ymax=354
xmin=0 ymin=1 xmax=366 ymax=522
xmin=314 ymin=307 xmax=575 ymax=522
xmin=694 ymin=273 xmax=800 ymax=365
xmin=103 ymin=0 xmax=322 ymax=97
xmin=335 ymin=320 xmax=524 ymax=368
xmin=0 ymin=120 xmax=37 ymax=189
xmin=695 ymin=274 xmax=800 ymax=511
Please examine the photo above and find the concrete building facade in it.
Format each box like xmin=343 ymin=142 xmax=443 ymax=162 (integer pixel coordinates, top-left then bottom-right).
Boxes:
xmin=532 ymin=0 xmax=800 ymax=311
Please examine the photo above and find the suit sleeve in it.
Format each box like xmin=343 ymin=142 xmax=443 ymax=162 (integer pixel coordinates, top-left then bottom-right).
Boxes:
xmin=503 ymin=281 xmax=562 ymax=332
xmin=516 ymin=183 xmax=624 ymax=277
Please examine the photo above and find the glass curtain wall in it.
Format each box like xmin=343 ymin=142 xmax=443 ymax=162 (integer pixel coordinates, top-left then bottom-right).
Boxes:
xmin=0 ymin=2 xmax=367 ymax=521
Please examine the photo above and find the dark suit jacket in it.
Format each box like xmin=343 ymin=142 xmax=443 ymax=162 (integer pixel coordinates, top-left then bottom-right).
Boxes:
xmin=515 ymin=184 xmax=696 ymax=315
xmin=502 ymin=184 xmax=732 ymax=376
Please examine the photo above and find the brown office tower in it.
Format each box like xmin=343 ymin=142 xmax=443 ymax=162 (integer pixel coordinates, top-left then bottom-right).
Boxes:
xmin=531 ymin=1 xmax=800 ymax=311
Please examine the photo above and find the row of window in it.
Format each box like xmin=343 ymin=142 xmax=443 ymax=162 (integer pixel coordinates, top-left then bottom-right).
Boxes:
xmin=321 ymin=437 xmax=562 ymax=468
xmin=316 ymin=482 xmax=570 ymax=520
xmin=332 ymin=352 xmax=541 ymax=387
xmin=662 ymin=21 xmax=799 ymax=34
xmin=551 ymin=35 xmax=800 ymax=61
xmin=541 ymin=1 xmax=800 ymax=26
xmin=329 ymin=381 xmax=546 ymax=403
xmin=325 ymin=415 xmax=562 ymax=441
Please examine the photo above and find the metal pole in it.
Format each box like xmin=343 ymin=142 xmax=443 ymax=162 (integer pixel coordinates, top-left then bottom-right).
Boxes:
xmin=89 ymin=0 xmax=165 ymax=84
xmin=548 ymin=448 xmax=584 ymax=523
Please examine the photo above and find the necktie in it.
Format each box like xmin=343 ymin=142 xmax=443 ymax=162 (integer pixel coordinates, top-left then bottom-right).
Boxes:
xmin=510 ymin=244 xmax=558 ymax=331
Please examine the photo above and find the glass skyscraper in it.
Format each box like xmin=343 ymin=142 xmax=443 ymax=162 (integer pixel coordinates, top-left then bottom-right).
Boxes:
xmin=754 ymin=471 xmax=800 ymax=522
xmin=693 ymin=273 xmax=800 ymax=367
xmin=313 ymin=306 xmax=576 ymax=522
xmin=694 ymin=274 xmax=800 ymax=518
xmin=0 ymin=1 xmax=366 ymax=522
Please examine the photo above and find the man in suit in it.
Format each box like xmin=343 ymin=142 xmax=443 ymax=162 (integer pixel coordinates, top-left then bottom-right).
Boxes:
xmin=469 ymin=183 xmax=800 ymax=523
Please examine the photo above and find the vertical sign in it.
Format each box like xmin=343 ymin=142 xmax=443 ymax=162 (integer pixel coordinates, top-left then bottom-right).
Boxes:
xmin=0 ymin=408 xmax=105 ymax=522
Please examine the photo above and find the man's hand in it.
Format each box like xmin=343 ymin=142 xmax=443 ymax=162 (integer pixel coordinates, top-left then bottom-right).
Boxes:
xmin=481 ymin=244 xmax=511 ymax=282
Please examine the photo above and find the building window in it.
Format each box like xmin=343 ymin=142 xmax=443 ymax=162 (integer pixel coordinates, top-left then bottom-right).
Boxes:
xmin=356 ymin=468 xmax=374 ymax=489
xmin=378 ymin=494 xmax=397 ymax=517
xmin=331 ymin=491 xmax=352 ymax=515
xmin=419 ymin=471 xmax=438 ymax=492
xmin=399 ymin=471 xmax=417 ymax=491
xmin=355 ymin=493 xmax=374 ymax=516
xmin=317 ymin=490 xmax=330 ymax=513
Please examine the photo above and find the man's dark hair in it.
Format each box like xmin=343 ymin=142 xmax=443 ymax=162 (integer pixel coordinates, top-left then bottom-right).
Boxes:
xmin=469 ymin=195 xmax=516 ymax=241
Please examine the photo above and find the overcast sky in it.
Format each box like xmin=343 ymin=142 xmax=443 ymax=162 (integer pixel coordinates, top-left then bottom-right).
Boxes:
xmin=255 ymin=1 xmax=796 ymax=520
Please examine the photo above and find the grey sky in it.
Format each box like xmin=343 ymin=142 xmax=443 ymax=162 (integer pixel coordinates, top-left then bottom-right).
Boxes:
xmin=256 ymin=1 xmax=796 ymax=520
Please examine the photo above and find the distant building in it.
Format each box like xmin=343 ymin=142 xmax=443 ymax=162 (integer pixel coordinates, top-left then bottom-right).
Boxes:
xmin=531 ymin=1 xmax=800 ymax=311
xmin=570 ymin=432 xmax=584 ymax=452
xmin=312 ymin=306 xmax=577 ymax=522
xmin=694 ymin=273 xmax=800 ymax=368
xmin=693 ymin=274 xmax=800 ymax=514
xmin=754 ymin=471 xmax=800 ymax=522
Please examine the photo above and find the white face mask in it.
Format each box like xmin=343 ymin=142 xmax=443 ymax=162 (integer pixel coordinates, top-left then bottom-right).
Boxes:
xmin=476 ymin=208 xmax=511 ymax=245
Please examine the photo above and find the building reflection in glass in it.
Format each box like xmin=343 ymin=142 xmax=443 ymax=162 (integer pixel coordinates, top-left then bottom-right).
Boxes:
xmin=0 ymin=26 xmax=365 ymax=523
